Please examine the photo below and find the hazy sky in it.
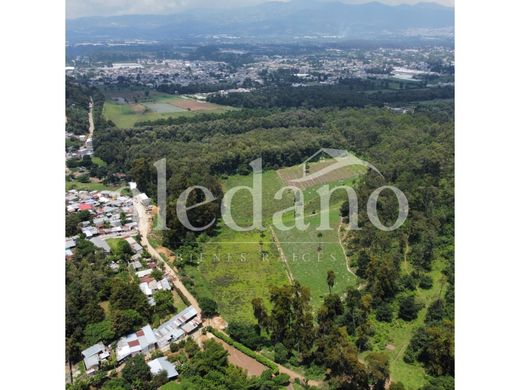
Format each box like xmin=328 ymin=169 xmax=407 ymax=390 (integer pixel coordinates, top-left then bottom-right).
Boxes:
xmin=67 ymin=0 xmax=454 ymax=19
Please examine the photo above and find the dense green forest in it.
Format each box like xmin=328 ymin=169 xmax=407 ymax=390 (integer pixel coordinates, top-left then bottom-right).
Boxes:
xmin=90 ymin=89 xmax=454 ymax=388
xmin=207 ymin=84 xmax=453 ymax=110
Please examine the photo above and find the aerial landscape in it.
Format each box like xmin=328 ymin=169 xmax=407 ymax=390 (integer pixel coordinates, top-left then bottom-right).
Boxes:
xmin=65 ymin=1 xmax=454 ymax=389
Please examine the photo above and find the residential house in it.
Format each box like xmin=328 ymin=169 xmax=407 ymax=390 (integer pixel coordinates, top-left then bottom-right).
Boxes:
xmin=81 ymin=342 xmax=110 ymax=375
xmin=116 ymin=325 xmax=158 ymax=362
xmin=90 ymin=237 xmax=111 ymax=253
xmin=147 ymin=357 xmax=179 ymax=379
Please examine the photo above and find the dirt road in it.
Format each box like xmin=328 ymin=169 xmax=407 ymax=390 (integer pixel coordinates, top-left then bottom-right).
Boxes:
xmin=133 ymin=200 xmax=201 ymax=313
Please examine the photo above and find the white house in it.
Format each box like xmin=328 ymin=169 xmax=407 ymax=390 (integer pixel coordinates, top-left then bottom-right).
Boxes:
xmin=147 ymin=357 xmax=178 ymax=379
xmin=116 ymin=324 xmax=158 ymax=362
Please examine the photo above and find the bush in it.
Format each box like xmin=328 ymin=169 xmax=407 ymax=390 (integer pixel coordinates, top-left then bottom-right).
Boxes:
xmin=199 ymin=297 xmax=219 ymax=317
xmin=375 ymin=303 xmax=393 ymax=322
xmin=274 ymin=343 xmax=289 ymax=364
xmin=419 ymin=274 xmax=434 ymax=289
xmin=170 ymin=342 xmax=180 ymax=353
xmin=227 ymin=321 xmax=269 ymax=350
xmin=398 ymin=295 xmax=423 ymax=321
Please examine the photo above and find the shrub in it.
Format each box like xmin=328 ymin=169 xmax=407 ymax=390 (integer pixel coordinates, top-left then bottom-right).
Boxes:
xmin=398 ymin=295 xmax=423 ymax=321
xmin=375 ymin=303 xmax=393 ymax=322
xmin=169 ymin=342 xmax=180 ymax=353
xmin=419 ymin=274 xmax=433 ymax=289
xmin=199 ymin=297 xmax=219 ymax=317
xmin=274 ymin=343 xmax=289 ymax=364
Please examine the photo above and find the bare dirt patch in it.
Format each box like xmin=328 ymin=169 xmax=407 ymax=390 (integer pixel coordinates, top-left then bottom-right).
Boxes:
xmin=210 ymin=335 xmax=268 ymax=377
xmin=386 ymin=344 xmax=396 ymax=351
xmin=171 ymin=99 xmax=221 ymax=111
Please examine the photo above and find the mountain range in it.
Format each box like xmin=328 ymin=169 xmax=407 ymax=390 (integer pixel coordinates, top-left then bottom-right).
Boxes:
xmin=66 ymin=1 xmax=454 ymax=43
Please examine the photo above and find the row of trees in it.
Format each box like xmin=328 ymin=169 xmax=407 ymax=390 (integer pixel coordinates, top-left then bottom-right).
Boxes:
xmin=207 ymin=84 xmax=453 ymax=110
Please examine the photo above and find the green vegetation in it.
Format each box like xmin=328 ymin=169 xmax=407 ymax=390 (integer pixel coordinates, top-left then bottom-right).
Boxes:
xmin=93 ymin=102 xmax=454 ymax=389
xmin=181 ymin=228 xmax=288 ymax=323
xmin=102 ymin=93 xmax=234 ymax=128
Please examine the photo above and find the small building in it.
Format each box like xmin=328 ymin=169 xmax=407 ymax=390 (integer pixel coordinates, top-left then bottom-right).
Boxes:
xmin=90 ymin=237 xmax=111 ymax=253
xmin=65 ymin=239 xmax=76 ymax=250
xmin=153 ymin=306 xmax=199 ymax=347
xmin=147 ymin=357 xmax=179 ymax=379
xmin=126 ymin=237 xmax=143 ymax=253
xmin=137 ymin=193 xmax=151 ymax=206
xmin=116 ymin=324 xmax=158 ymax=362
xmin=81 ymin=342 xmax=110 ymax=375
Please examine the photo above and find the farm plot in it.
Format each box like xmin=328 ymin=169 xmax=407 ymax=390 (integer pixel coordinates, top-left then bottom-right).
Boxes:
xmin=103 ymin=93 xmax=233 ymax=128
xmin=277 ymin=158 xmax=366 ymax=190
xmin=171 ymin=98 xmax=224 ymax=111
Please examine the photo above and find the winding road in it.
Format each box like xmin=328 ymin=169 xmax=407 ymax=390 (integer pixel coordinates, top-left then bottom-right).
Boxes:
xmin=132 ymin=200 xmax=323 ymax=386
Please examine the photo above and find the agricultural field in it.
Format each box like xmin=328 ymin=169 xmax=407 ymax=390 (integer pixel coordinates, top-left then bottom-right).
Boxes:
xmin=184 ymin=160 xmax=365 ymax=322
xmin=277 ymin=157 xmax=366 ymax=190
xmin=102 ymin=91 xmax=234 ymax=128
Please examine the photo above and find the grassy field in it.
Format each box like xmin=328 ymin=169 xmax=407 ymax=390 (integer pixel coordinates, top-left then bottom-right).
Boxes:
xmin=103 ymin=93 xmax=234 ymax=128
xmin=360 ymin=259 xmax=447 ymax=390
xmin=181 ymin=163 xmax=364 ymax=323
xmin=65 ymin=179 xmax=118 ymax=192
xmin=274 ymin=207 xmax=358 ymax=308
xmin=186 ymin=226 xmax=289 ymax=323
xmin=106 ymin=238 xmax=124 ymax=252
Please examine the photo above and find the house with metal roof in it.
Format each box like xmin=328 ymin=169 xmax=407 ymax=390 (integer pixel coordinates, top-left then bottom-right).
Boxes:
xmin=148 ymin=357 xmax=179 ymax=379
xmin=81 ymin=342 xmax=110 ymax=375
xmin=116 ymin=324 xmax=158 ymax=362
xmin=153 ymin=306 xmax=199 ymax=347
xmin=90 ymin=237 xmax=111 ymax=252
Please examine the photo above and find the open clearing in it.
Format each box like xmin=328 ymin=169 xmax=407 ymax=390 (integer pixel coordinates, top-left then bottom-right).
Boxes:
xmin=278 ymin=158 xmax=366 ymax=190
xmin=103 ymin=92 xmax=234 ymax=128
xmin=184 ymin=227 xmax=289 ymax=323
xmin=184 ymin=162 xmax=364 ymax=322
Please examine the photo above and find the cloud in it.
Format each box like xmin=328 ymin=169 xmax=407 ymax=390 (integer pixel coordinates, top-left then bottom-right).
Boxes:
xmin=66 ymin=0 xmax=453 ymax=19
xmin=66 ymin=0 xmax=263 ymax=18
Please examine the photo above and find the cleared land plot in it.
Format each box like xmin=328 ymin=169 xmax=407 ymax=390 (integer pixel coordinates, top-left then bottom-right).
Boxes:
xmin=103 ymin=93 xmax=233 ymax=128
xmin=143 ymin=102 xmax=186 ymax=113
xmin=172 ymin=99 xmax=223 ymax=111
xmin=188 ymin=227 xmax=289 ymax=324
xmin=273 ymin=207 xmax=357 ymax=308
xmin=211 ymin=336 xmax=268 ymax=377
xmin=277 ymin=158 xmax=366 ymax=190
xmin=184 ymin=166 xmax=363 ymax=323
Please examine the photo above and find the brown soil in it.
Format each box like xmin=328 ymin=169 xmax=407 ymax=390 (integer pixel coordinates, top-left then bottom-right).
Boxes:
xmin=172 ymin=99 xmax=220 ymax=111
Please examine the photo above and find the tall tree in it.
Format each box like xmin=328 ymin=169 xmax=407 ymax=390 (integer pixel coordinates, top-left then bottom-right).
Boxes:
xmin=327 ymin=270 xmax=336 ymax=294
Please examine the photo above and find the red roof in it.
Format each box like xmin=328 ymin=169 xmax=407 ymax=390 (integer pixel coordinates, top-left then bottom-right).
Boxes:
xmin=128 ymin=340 xmax=140 ymax=347
xmin=136 ymin=330 xmax=145 ymax=337
xmin=79 ymin=204 xmax=92 ymax=211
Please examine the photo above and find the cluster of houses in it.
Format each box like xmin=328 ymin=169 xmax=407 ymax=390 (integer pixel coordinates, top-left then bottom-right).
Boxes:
xmin=66 ymin=189 xmax=138 ymax=236
xmin=81 ymin=306 xmax=200 ymax=379
xmin=66 ymin=132 xmax=93 ymax=160
xmin=116 ymin=306 xmax=200 ymax=361
xmin=65 ymin=189 xmax=141 ymax=257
